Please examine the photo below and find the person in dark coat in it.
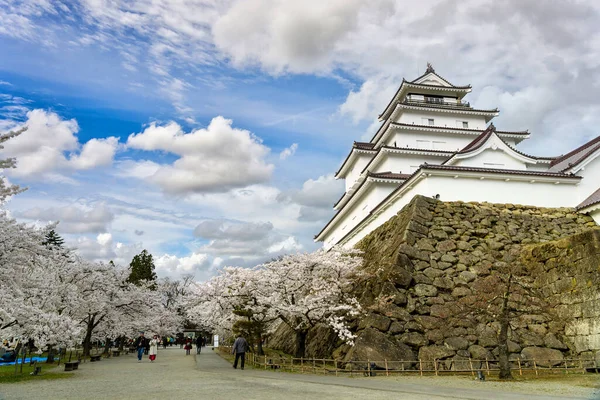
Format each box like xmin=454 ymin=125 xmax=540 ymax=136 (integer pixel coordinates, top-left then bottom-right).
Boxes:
xmin=231 ymin=335 xmax=248 ymax=370
xmin=196 ymin=336 xmax=203 ymax=354
xmin=134 ymin=333 xmax=146 ymax=362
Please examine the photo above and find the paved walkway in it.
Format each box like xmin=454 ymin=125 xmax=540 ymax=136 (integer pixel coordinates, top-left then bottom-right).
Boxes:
xmin=0 ymin=347 xmax=597 ymax=399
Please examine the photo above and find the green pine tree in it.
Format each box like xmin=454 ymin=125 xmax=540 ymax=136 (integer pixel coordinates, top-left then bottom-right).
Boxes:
xmin=43 ymin=229 xmax=65 ymax=248
xmin=127 ymin=249 xmax=157 ymax=287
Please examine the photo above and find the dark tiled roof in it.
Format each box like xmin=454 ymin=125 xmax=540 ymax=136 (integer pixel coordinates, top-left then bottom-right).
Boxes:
xmin=577 ymin=187 xmax=600 ymax=210
xmin=367 ymin=171 xmax=412 ymax=180
xmin=391 ymin=122 xmax=529 ymax=136
xmin=410 ymin=67 xmax=467 ymax=88
xmin=422 ymin=164 xmax=581 ymax=179
xmin=353 ymin=141 xmax=375 ymax=150
xmin=458 ymin=125 xmax=495 ymax=153
xmin=335 ymin=142 xmax=377 ymax=177
xmin=442 ymin=125 xmax=556 ymax=164
xmin=548 ymin=135 xmax=600 ymax=172
xmin=400 ymin=101 xmax=498 ymax=114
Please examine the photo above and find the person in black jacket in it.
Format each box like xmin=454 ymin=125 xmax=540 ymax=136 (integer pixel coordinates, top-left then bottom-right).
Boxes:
xmin=134 ymin=333 xmax=146 ymax=362
xmin=196 ymin=336 xmax=203 ymax=354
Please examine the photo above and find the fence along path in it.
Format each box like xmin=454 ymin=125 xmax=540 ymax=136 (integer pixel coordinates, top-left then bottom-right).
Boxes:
xmin=243 ymin=351 xmax=599 ymax=377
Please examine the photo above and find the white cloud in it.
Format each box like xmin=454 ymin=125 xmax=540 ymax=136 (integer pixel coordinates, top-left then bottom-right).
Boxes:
xmin=126 ymin=116 xmax=274 ymax=194
xmin=0 ymin=109 xmax=119 ymax=178
xmin=69 ymin=137 xmax=119 ymax=170
xmin=155 ymin=252 xmax=210 ymax=275
xmin=96 ymin=232 xmax=113 ymax=246
xmin=279 ymin=143 xmax=298 ymax=160
xmin=17 ymin=203 xmax=115 ymax=234
xmin=213 ymin=0 xmax=366 ymax=74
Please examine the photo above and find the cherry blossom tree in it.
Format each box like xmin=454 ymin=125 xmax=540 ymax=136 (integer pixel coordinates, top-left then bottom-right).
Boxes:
xmin=0 ymin=214 xmax=81 ymax=350
xmin=257 ymin=247 xmax=363 ymax=357
xmin=187 ymin=247 xmax=364 ymax=358
xmin=0 ymin=127 xmax=26 ymax=203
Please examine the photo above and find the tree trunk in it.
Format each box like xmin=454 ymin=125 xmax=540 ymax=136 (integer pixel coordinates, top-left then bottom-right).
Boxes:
xmin=82 ymin=319 xmax=94 ymax=357
xmin=294 ymin=330 xmax=307 ymax=358
xmin=498 ymin=275 xmax=513 ymax=380
xmin=257 ymin=333 xmax=264 ymax=356
xmin=46 ymin=345 xmax=55 ymax=364
xmin=118 ymin=336 xmax=125 ymax=351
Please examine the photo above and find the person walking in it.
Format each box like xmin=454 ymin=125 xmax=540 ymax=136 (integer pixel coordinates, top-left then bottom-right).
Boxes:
xmin=149 ymin=335 xmax=159 ymax=362
xmin=184 ymin=339 xmax=192 ymax=355
xmin=134 ymin=333 xmax=146 ymax=362
xmin=196 ymin=336 xmax=203 ymax=354
xmin=232 ymin=334 xmax=248 ymax=370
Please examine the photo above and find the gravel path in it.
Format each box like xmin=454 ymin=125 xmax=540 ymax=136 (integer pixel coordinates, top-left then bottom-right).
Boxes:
xmin=0 ymin=347 xmax=598 ymax=400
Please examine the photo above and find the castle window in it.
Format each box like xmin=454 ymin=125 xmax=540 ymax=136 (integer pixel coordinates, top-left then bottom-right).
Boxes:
xmin=462 ymin=121 xmax=469 ymax=128
xmin=428 ymin=118 xmax=434 ymax=126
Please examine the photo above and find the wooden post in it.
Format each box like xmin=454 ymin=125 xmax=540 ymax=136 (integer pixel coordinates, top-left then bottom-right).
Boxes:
xmin=434 ymin=359 xmax=438 ymax=376
xmin=301 ymin=357 xmax=303 ymax=373
xmin=485 ymin=358 xmax=490 ymax=376
xmin=533 ymin=360 xmax=538 ymax=376
xmin=419 ymin=359 xmax=423 ymax=376
xmin=579 ymin=357 xmax=584 ymax=374
xmin=564 ymin=360 xmax=568 ymax=375
xmin=517 ymin=358 xmax=522 ymax=376
xmin=313 ymin=358 xmax=316 ymax=373
xmin=469 ymin=358 xmax=474 ymax=377
xmin=335 ymin=359 xmax=338 ymax=377
xmin=367 ymin=359 xmax=370 ymax=377
xmin=384 ymin=359 xmax=389 ymax=376
xmin=264 ymin=355 xmax=267 ymax=370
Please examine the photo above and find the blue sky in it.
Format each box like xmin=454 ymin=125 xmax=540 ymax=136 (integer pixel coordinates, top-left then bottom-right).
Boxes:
xmin=1 ymin=0 xmax=600 ymax=280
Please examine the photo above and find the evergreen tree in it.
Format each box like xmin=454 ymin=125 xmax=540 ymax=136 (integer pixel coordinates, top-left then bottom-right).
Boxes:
xmin=127 ymin=250 xmax=157 ymax=287
xmin=43 ymin=229 xmax=65 ymax=248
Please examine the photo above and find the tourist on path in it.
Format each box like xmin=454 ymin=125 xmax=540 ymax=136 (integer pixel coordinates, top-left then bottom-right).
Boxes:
xmin=232 ymin=334 xmax=248 ymax=370
xmin=149 ymin=335 xmax=159 ymax=362
xmin=184 ymin=340 xmax=192 ymax=355
xmin=134 ymin=333 xmax=146 ymax=362
xmin=196 ymin=336 xmax=203 ymax=354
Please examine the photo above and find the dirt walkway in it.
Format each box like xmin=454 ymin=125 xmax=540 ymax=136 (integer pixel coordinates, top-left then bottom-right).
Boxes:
xmin=0 ymin=347 xmax=597 ymax=400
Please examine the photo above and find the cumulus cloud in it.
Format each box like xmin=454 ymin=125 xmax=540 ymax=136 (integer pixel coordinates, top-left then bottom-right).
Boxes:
xmin=279 ymin=143 xmax=298 ymax=160
xmin=125 ymin=116 xmax=273 ymax=194
xmin=17 ymin=203 xmax=114 ymax=234
xmin=0 ymin=109 xmax=119 ymax=178
xmin=278 ymin=174 xmax=343 ymax=222
xmin=193 ymin=218 xmax=302 ymax=258
xmin=213 ymin=0 xmax=366 ymax=74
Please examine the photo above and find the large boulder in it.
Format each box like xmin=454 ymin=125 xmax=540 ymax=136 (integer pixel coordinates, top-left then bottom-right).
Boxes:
xmin=521 ymin=347 xmax=564 ymax=367
xmin=358 ymin=313 xmax=391 ymax=332
xmin=444 ymin=337 xmax=470 ymax=351
xmin=344 ymin=328 xmax=415 ymax=368
xmin=305 ymin=324 xmax=339 ymax=358
xmin=468 ymin=345 xmax=493 ymax=360
xmin=400 ymin=332 xmax=429 ymax=347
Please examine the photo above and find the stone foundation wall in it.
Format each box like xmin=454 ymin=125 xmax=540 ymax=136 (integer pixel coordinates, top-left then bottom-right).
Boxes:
xmin=521 ymin=229 xmax=600 ymax=358
xmin=270 ymin=196 xmax=600 ymax=365
xmin=341 ymin=196 xmax=599 ymax=366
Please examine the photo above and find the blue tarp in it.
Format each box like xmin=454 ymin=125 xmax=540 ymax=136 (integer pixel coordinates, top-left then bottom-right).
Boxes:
xmin=0 ymin=356 xmax=47 ymax=365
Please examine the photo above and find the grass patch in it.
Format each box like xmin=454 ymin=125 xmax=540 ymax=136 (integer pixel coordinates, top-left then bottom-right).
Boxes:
xmin=0 ymin=363 xmax=73 ymax=384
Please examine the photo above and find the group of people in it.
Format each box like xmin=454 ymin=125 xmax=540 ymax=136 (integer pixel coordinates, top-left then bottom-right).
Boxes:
xmin=134 ymin=333 xmax=160 ymax=362
xmin=133 ymin=333 xmax=210 ymax=361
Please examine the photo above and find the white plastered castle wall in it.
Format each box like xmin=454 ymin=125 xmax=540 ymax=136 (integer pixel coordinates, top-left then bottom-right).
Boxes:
xmin=453 ymin=148 xmax=528 ymax=170
xmin=374 ymin=152 xmax=445 ymax=175
xmin=344 ymin=153 xmax=373 ymax=191
xmin=573 ymin=151 xmax=600 ymax=204
xmin=322 ymin=182 xmax=397 ymax=249
xmin=395 ymin=109 xmax=488 ymax=131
